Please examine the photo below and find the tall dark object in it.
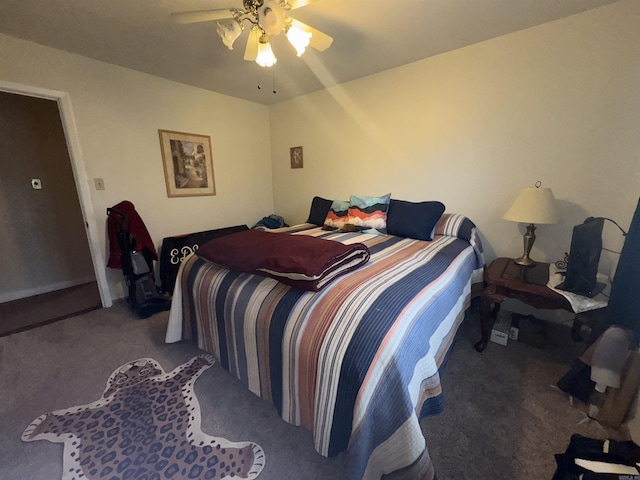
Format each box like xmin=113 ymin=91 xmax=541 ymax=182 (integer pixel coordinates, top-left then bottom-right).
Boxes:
xmin=556 ymin=217 xmax=604 ymax=298
xmin=606 ymin=198 xmax=640 ymax=336
xmin=107 ymin=202 xmax=171 ymax=318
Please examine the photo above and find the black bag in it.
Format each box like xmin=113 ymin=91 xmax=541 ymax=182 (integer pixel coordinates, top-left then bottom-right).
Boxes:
xmin=553 ymin=434 xmax=640 ymax=479
xmin=556 ymin=359 xmax=595 ymax=404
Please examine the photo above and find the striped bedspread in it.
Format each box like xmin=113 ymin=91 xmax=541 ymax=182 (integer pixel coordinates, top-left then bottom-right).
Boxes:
xmin=166 ymin=214 xmax=484 ymax=480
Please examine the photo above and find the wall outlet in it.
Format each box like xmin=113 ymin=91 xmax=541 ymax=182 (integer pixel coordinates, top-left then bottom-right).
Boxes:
xmin=94 ymin=178 xmax=105 ymax=190
xmin=31 ymin=178 xmax=42 ymax=190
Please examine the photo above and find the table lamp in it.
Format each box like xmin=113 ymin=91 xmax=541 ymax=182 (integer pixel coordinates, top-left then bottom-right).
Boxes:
xmin=503 ymin=181 xmax=559 ymax=266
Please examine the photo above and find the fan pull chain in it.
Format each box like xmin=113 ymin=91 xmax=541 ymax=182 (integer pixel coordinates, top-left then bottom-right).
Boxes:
xmin=256 ymin=69 xmax=277 ymax=94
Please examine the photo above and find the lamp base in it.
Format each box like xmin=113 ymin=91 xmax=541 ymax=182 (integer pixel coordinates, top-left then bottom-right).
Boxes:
xmin=512 ymin=254 xmax=536 ymax=267
xmin=513 ymin=223 xmax=538 ymax=267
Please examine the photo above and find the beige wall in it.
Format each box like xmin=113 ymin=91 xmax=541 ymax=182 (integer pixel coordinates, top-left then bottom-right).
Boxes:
xmin=3 ymin=3 xmax=636 ymax=301
xmin=269 ymin=0 xmax=640 ymax=278
xmin=0 ymin=33 xmax=274 ymax=301
xmin=0 ymin=92 xmax=95 ymax=301
xmin=269 ymin=0 xmax=640 ymax=440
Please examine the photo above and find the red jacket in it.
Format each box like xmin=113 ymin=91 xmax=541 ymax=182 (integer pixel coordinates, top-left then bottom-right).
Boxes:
xmin=107 ymin=200 xmax=157 ymax=269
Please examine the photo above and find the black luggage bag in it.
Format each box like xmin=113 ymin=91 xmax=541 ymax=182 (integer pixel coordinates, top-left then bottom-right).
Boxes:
xmin=553 ymin=434 xmax=640 ymax=479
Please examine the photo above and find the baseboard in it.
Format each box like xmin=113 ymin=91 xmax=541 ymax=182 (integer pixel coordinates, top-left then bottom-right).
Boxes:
xmin=0 ymin=276 xmax=96 ymax=304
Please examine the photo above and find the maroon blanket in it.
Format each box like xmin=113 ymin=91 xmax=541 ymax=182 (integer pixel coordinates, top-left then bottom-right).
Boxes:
xmin=196 ymin=229 xmax=370 ymax=291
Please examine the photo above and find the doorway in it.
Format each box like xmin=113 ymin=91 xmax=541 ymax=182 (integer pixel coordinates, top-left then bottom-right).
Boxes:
xmin=0 ymin=81 xmax=111 ymax=315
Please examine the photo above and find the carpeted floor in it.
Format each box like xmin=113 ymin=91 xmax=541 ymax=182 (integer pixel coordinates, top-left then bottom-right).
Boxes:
xmin=423 ymin=313 xmax=615 ymax=479
xmin=0 ymin=301 xmax=616 ymax=480
xmin=0 ymin=282 xmax=102 ymax=337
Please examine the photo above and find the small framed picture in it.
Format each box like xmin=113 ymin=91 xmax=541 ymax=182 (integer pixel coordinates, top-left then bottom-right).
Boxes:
xmin=290 ymin=146 xmax=303 ymax=169
xmin=158 ymin=129 xmax=216 ymax=197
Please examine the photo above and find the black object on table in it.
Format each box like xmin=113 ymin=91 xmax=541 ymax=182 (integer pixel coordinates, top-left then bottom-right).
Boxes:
xmin=159 ymin=224 xmax=248 ymax=293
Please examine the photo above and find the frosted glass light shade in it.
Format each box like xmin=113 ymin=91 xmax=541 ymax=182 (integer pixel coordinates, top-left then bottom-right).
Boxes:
xmin=258 ymin=0 xmax=286 ymax=36
xmin=216 ymin=19 xmax=242 ymax=50
xmin=286 ymin=25 xmax=311 ymax=56
xmin=503 ymin=187 xmax=559 ymax=225
xmin=256 ymin=37 xmax=277 ymax=67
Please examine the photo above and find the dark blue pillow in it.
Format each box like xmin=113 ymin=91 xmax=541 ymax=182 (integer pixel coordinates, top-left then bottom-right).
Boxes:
xmin=386 ymin=200 xmax=445 ymax=241
xmin=307 ymin=196 xmax=333 ymax=226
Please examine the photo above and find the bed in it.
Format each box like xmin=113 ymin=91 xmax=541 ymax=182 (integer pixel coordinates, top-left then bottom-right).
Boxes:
xmin=166 ymin=208 xmax=484 ymax=480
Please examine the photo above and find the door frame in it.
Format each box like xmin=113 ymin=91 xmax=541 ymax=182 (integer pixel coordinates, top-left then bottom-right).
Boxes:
xmin=0 ymin=80 xmax=112 ymax=307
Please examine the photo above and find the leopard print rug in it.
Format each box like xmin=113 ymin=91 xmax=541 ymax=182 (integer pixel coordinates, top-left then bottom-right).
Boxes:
xmin=22 ymin=355 xmax=264 ymax=480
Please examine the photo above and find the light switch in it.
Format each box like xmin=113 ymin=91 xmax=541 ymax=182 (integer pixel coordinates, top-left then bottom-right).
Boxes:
xmin=94 ymin=178 xmax=105 ymax=190
xmin=31 ymin=178 xmax=42 ymax=190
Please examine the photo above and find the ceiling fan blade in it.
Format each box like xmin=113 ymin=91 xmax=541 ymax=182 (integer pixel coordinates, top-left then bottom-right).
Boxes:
xmin=287 ymin=0 xmax=318 ymax=10
xmin=244 ymin=27 xmax=260 ymax=61
xmin=171 ymin=9 xmax=233 ymax=24
xmin=290 ymin=18 xmax=333 ymax=51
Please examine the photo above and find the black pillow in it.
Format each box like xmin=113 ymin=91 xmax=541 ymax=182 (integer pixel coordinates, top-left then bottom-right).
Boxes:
xmin=307 ymin=196 xmax=333 ymax=225
xmin=386 ymin=200 xmax=445 ymax=241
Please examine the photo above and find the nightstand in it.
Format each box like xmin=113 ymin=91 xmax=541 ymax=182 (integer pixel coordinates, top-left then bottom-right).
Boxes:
xmin=474 ymin=257 xmax=605 ymax=352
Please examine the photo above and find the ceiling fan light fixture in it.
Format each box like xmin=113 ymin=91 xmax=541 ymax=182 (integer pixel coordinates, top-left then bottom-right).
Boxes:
xmin=216 ymin=19 xmax=243 ymax=50
xmin=286 ymin=24 xmax=311 ymax=56
xmin=256 ymin=34 xmax=277 ymax=67
xmin=172 ymin=1 xmax=333 ymax=69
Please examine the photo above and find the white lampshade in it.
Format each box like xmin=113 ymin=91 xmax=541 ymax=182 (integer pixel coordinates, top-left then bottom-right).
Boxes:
xmin=503 ymin=186 xmax=559 ymax=225
xmin=258 ymin=0 xmax=286 ymax=36
xmin=216 ymin=19 xmax=242 ymax=50
xmin=256 ymin=36 xmax=277 ymax=68
xmin=286 ymin=24 xmax=312 ymax=56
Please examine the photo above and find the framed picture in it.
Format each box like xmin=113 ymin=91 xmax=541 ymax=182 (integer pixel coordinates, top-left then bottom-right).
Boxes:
xmin=158 ymin=129 xmax=216 ymax=197
xmin=290 ymin=146 xmax=303 ymax=169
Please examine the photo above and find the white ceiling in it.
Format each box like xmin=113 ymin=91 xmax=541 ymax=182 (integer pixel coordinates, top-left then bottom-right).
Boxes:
xmin=0 ymin=0 xmax=620 ymax=105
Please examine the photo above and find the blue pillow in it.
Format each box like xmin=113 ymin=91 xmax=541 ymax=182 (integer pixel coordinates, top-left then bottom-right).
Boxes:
xmin=307 ymin=196 xmax=333 ymax=226
xmin=386 ymin=200 xmax=445 ymax=240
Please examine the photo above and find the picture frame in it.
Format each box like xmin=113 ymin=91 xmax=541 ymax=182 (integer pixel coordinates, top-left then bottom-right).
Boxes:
xmin=158 ymin=129 xmax=216 ymax=197
xmin=290 ymin=146 xmax=303 ymax=169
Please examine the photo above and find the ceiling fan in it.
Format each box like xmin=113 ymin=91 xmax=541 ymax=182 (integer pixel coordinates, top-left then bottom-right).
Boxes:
xmin=171 ymin=0 xmax=333 ymax=68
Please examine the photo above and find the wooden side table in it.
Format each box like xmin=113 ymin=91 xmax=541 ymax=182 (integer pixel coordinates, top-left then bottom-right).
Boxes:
xmin=474 ymin=257 xmax=575 ymax=352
